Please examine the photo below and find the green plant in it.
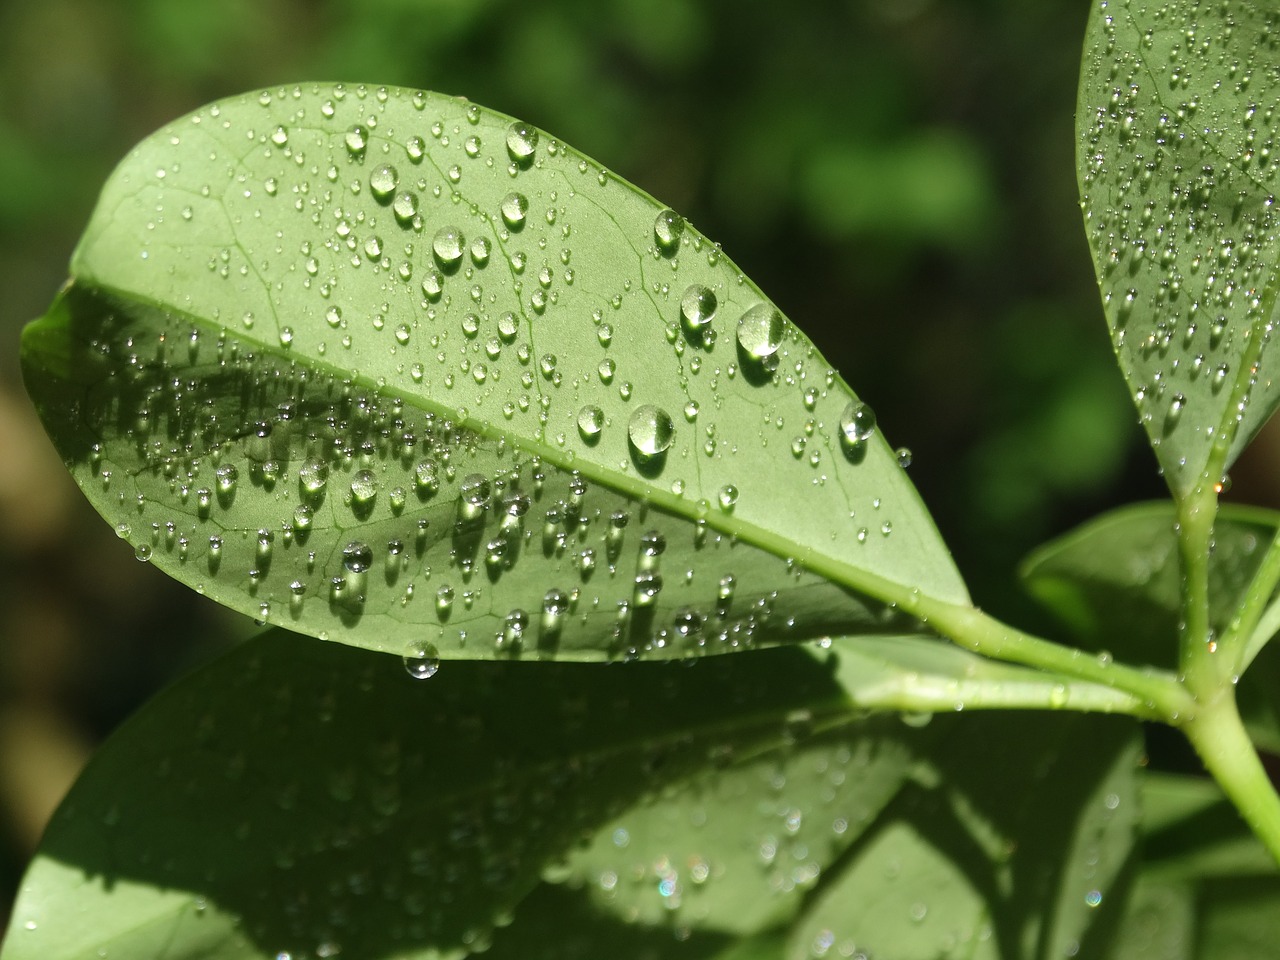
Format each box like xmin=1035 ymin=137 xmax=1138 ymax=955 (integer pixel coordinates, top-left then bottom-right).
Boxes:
xmin=7 ymin=2 xmax=1280 ymax=957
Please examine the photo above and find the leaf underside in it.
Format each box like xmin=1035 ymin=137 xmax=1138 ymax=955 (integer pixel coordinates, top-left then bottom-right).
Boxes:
xmin=21 ymin=83 xmax=966 ymax=662
xmin=1078 ymin=2 xmax=1280 ymax=499
xmin=1 ymin=630 xmax=1140 ymax=960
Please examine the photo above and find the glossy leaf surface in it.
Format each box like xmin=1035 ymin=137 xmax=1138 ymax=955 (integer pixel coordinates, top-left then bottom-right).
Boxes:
xmin=1 ymin=630 xmax=1140 ymax=960
xmin=20 ymin=84 xmax=966 ymax=661
xmin=1078 ymin=2 xmax=1280 ymax=499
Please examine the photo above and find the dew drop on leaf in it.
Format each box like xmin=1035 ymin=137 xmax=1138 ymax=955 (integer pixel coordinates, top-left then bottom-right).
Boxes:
xmin=369 ymin=163 xmax=399 ymax=201
xmin=577 ymin=404 xmax=605 ymax=442
xmin=736 ymin=303 xmax=786 ymax=360
xmin=627 ymin=405 xmax=675 ymax=459
xmin=839 ymin=401 xmax=877 ymax=446
xmin=680 ymin=284 xmax=717 ymax=338
xmin=506 ymin=121 xmax=538 ymax=163
xmin=654 ymin=209 xmax=685 ymax=255
xmin=402 ymin=639 xmax=440 ymax=679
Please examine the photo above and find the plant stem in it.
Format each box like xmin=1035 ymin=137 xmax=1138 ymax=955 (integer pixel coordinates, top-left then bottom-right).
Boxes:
xmin=1181 ymin=689 xmax=1280 ymax=868
xmin=908 ymin=596 xmax=1194 ymax=721
xmin=1223 ymin=526 xmax=1280 ymax=674
xmin=1177 ymin=488 xmax=1223 ymax=685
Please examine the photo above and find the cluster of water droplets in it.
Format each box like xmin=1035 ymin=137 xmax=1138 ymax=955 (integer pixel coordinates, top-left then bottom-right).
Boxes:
xmin=1080 ymin=4 xmax=1280 ymax=486
xmin=38 ymin=80 xmax=953 ymax=666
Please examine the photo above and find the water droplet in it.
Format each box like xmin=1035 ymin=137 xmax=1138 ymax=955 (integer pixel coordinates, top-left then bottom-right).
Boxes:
xmin=459 ymin=473 xmax=491 ymax=521
xmin=433 ymin=227 xmax=465 ymax=268
xmin=654 ymin=209 xmax=685 ymax=255
xmin=577 ymin=405 xmax=605 ymax=442
xmin=896 ymin=447 xmax=913 ymax=468
xmin=414 ymin=459 xmax=440 ymax=497
xmin=403 ymin=639 xmax=441 ymax=679
xmin=839 ymin=401 xmax=877 ymax=448
xmin=736 ymin=303 xmax=786 ymax=360
xmin=345 ymin=125 xmax=368 ymax=158
xmin=393 ymin=191 xmax=418 ymax=223
xmin=632 ymin=571 xmax=663 ymax=606
xmin=506 ymin=122 xmax=539 ymax=164
xmin=501 ymin=192 xmax=529 ymax=229
xmin=628 ymin=405 xmax=675 ymax=459
xmin=342 ymin=541 xmax=373 ymax=573
xmin=680 ymin=284 xmax=717 ymax=337
xmin=435 ymin=585 xmax=455 ymax=617
xmin=717 ymin=484 xmax=739 ymax=511
xmin=350 ymin=470 xmax=378 ymax=511
xmin=540 ymin=588 xmax=569 ymax=650
xmin=499 ymin=608 xmax=529 ymax=652
xmin=369 ymin=163 xmax=399 ymax=201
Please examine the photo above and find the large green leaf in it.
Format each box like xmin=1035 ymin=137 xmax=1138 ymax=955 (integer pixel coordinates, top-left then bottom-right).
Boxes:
xmin=1078 ymin=2 xmax=1280 ymax=499
xmin=20 ymin=84 xmax=966 ymax=661
xmin=0 ymin=628 xmax=865 ymax=960
xmin=1 ymin=628 xmax=1142 ymax=960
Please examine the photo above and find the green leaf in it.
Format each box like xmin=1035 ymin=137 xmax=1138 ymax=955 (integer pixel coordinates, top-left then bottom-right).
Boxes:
xmin=1077 ymin=2 xmax=1280 ymax=500
xmin=0 ymin=628 xmax=860 ymax=960
xmin=563 ymin=711 xmax=1141 ymax=960
xmin=1020 ymin=501 xmax=1280 ymax=746
xmin=1020 ymin=501 xmax=1278 ymax=669
xmin=20 ymin=84 xmax=966 ymax=661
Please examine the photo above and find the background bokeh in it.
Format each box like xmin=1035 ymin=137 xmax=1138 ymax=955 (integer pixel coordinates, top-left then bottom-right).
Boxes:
xmin=1 ymin=0 xmax=1275 ymax=929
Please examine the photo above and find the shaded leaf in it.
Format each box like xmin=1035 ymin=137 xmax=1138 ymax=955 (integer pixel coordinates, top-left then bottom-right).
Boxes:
xmin=563 ymin=710 xmax=1141 ymax=960
xmin=1020 ymin=501 xmax=1280 ymax=747
xmin=0 ymin=628 xmax=861 ymax=960
xmin=20 ymin=84 xmax=966 ymax=661
xmin=1077 ymin=2 xmax=1280 ymax=499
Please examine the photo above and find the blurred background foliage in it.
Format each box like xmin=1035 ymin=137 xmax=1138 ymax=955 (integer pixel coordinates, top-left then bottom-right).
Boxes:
xmin=2 ymin=0 xmax=1276 ymax=930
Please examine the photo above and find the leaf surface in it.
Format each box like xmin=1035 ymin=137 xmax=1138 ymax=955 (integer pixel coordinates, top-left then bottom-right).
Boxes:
xmin=0 ymin=628 xmax=858 ymax=960
xmin=20 ymin=84 xmax=966 ymax=660
xmin=1020 ymin=501 xmax=1280 ymax=746
xmin=1078 ymin=2 xmax=1280 ymax=498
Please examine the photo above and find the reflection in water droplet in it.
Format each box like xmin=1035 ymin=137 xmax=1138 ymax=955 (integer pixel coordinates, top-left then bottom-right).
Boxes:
xmin=345 ymin=125 xmax=368 ymax=157
xmin=654 ymin=209 xmax=685 ymax=254
xmin=628 ymin=405 xmax=675 ymax=458
xmin=403 ymin=639 xmax=441 ymax=679
xmin=736 ymin=303 xmax=786 ymax=360
xmin=506 ymin=122 xmax=539 ymax=163
xmin=369 ymin=163 xmax=399 ymax=201
xmin=680 ymin=284 xmax=717 ymax=337
xmin=577 ymin=405 xmax=605 ymax=441
xmin=501 ymin=192 xmax=529 ymax=228
xmin=432 ymin=227 xmax=465 ymax=267
xmin=839 ymin=402 xmax=877 ymax=446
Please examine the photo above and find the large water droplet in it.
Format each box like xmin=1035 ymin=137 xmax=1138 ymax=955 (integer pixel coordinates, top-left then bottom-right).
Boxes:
xmin=654 ymin=209 xmax=685 ymax=255
xmin=345 ymin=125 xmax=368 ymax=158
xmin=680 ymin=284 xmax=717 ymax=338
xmin=839 ymin=401 xmax=877 ymax=452
xmin=736 ymin=303 xmax=786 ymax=361
xmin=577 ymin=405 xmax=605 ymax=442
xmin=501 ymin=192 xmax=529 ymax=229
xmin=506 ymin=122 xmax=539 ymax=164
xmin=628 ymin=405 xmax=675 ymax=459
xmin=403 ymin=639 xmax=441 ymax=679
xmin=369 ymin=163 xmax=399 ymax=201
xmin=433 ymin=227 xmax=465 ymax=269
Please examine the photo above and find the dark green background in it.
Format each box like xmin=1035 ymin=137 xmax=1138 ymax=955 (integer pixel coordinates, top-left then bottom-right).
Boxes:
xmin=0 ymin=0 xmax=1267 ymax=931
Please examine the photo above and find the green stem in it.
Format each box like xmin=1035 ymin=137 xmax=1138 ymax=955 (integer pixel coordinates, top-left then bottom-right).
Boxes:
xmin=1182 ymin=689 xmax=1280 ymax=867
xmin=909 ymin=596 xmax=1194 ymax=721
xmin=1241 ymin=594 xmax=1280 ymax=674
xmin=1224 ymin=526 xmax=1280 ymax=674
xmin=1177 ymin=489 xmax=1220 ymax=684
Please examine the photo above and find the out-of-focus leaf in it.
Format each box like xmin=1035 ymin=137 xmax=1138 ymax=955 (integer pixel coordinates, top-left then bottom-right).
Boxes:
xmin=20 ymin=83 xmax=967 ymax=662
xmin=1078 ymin=1 xmax=1280 ymax=499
